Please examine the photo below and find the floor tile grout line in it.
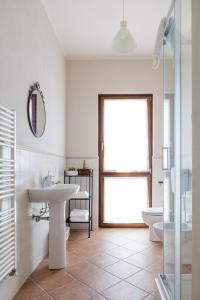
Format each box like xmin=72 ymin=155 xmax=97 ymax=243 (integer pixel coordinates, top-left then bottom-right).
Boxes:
xmin=65 ymin=263 xmax=121 ymax=283
xmin=106 ymin=254 xmax=156 ymax=271
xmin=30 ymin=264 xmax=98 ymax=298
xmin=94 ymin=292 xmax=110 ymax=300
xmin=73 ymin=231 xmax=148 ymax=242
xmin=85 ymin=258 xmax=120 ymax=270
xmin=104 ymin=271 xmax=142 ymax=282
xmin=75 ymin=236 xmax=123 ymax=246
xmin=64 ymin=257 xmax=128 ymax=295
xmin=100 ymin=249 xmax=140 ymax=260
xmin=123 ymin=258 xmax=162 ymax=270
xmin=67 ymin=256 xmax=157 ymax=286
xmin=100 ymin=278 xmax=151 ymax=299
xmin=69 ymin=234 xmax=157 ymax=251
xmin=66 ymin=250 xmax=144 ymax=277
xmin=124 ymin=276 xmax=156 ymax=295
xmin=95 ymin=239 xmax=135 ymax=246
xmin=29 ymin=276 xmax=55 ymax=300
xmin=67 ymin=245 xmax=161 ymax=271
xmin=69 ymin=246 xmax=139 ymax=266
xmin=65 ymin=270 xmax=122 ymax=296
xmin=42 ymin=270 xmax=99 ymax=297
xmin=97 ymin=279 xmax=124 ymax=295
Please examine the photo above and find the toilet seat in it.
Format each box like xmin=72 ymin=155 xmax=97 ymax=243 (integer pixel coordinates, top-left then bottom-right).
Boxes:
xmin=142 ymin=207 xmax=163 ymax=241
xmin=142 ymin=207 xmax=163 ymax=216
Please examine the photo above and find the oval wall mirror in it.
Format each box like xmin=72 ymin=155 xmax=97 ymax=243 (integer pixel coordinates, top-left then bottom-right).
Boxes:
xmin=27 ymin=82 xmax=46 ymax=138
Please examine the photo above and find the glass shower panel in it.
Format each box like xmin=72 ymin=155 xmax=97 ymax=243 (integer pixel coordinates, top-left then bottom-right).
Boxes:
xmin=163 ymin=13 xmax=175 ymax=297
xmin=180 ymin=0 xmax=192 ymax=299
xmin=161 ymin=1 xmax=192 ymax=299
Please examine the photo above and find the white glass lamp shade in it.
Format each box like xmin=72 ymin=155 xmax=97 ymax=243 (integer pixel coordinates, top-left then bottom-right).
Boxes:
xmin=112 ymin=20 xmax=137 ymax=53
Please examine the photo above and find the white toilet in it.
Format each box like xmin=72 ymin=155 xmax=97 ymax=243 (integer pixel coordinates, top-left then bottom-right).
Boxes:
xmin=142 ymin=207 xmax=163 ymax=241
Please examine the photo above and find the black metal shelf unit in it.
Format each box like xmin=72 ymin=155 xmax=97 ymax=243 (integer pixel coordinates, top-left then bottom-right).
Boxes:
xmin=64 ymin=170 xmax=93 ymax=238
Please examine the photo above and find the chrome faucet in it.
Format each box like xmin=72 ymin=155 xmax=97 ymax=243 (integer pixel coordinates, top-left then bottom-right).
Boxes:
xmin=41 ymin=173 xmax=55 ymax=187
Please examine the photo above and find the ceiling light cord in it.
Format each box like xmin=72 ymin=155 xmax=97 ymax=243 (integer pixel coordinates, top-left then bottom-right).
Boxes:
xmin=123 ymin=0 xmax=125 ymax=21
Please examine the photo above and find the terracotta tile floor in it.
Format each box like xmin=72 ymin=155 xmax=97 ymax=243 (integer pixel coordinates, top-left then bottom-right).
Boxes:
xmin=14 ymin=228 xmax=163 ymax=300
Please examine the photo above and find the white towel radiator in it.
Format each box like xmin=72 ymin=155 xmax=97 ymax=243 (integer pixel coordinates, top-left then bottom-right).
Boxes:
xmin=0 ymin=105 xmax=16 ymax=282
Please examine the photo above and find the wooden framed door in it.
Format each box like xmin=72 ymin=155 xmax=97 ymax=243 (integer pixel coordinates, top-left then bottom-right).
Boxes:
xmin=98 ymin=94 xmax=153 ymax=227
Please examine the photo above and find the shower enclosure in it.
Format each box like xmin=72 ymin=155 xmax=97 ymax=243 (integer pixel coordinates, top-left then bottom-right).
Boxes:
xmin=156 ymin=0 xmax=192 ymax=299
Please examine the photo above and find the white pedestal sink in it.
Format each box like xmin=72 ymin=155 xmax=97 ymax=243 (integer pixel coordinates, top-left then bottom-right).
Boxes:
xmin=28 ymin=184 xmax=79 ymax=269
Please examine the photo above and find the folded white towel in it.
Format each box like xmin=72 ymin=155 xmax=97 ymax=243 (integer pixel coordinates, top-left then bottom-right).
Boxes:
xmin=70 ymin=216 xmax=89 ymax=222
xmin=70 ymin=209 xmax=89 ymax=218
xmin=71 ymin=191 xmax=89 ymax=199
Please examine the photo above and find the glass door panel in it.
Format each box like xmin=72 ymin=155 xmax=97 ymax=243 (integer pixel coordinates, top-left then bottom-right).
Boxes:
xmin=104 ymin=99 xmax=149 ymax=172
xmin=99 ymin=95 xmax=152 ymax=227
xmin=162 ymin=1 xmax=192 ymax=299
xmin=104 ymin=177 xmax=148 ymax=223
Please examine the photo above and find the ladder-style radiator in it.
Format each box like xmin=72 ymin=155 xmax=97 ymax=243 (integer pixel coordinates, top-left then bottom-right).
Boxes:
xmin=0 ymin=105 xmax=16 ymax=282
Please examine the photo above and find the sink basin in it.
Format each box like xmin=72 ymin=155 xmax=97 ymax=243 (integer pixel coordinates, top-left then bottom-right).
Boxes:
xmin=28 ymin=183 xmax=79 ymax=269
xmin=28 ymin=183 xmax=79 ymax=203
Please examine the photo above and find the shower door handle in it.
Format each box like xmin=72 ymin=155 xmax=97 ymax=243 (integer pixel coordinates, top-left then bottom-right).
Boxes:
xmin=162 ymin=147 xmax=169 ymax=170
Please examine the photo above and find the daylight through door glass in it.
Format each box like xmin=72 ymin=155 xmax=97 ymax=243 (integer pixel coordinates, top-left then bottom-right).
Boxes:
xmin=104 ymin=99 xmax=149 ymax=172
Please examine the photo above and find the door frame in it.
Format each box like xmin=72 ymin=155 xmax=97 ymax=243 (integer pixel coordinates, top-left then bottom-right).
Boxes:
xmin=98 ymin=94 xmax=153 ymax=228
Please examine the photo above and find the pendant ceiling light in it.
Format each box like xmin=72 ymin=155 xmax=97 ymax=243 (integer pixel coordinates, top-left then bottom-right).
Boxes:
xmin=112 ymin=0 xmax=137 ymax=53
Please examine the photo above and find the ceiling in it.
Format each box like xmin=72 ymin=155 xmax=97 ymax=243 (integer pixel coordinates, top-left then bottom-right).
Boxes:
xmin=41 ymin=0 xmax=172 ymax=60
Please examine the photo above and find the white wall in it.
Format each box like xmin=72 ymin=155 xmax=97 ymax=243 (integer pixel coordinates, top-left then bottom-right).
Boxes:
xmin=66 ymin=60 xmax=164 ymax=228
xmin=0 ymin=1 xmax=66 ymax=299
xmin=0 ymin=0 xmax=66 ymax=156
